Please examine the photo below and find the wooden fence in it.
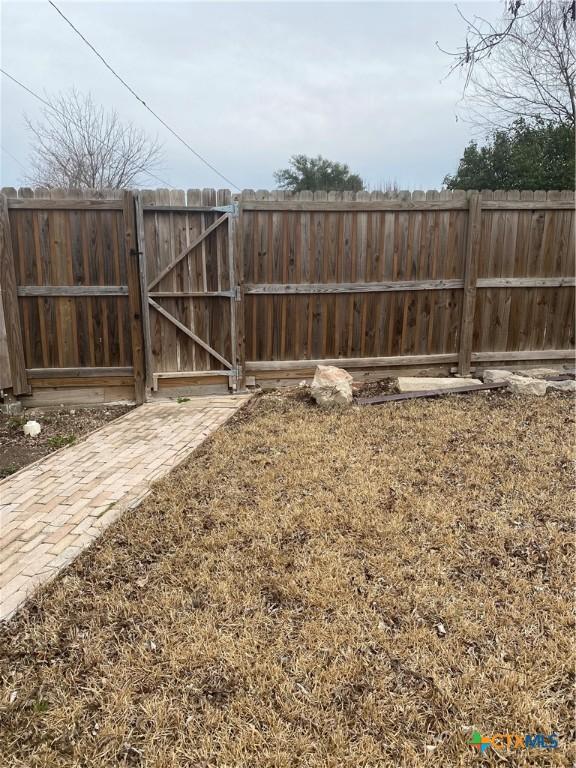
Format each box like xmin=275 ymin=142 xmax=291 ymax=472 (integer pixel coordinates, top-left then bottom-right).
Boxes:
xmin=0 ymin=187 xmax=574 ymax=405
xmin=240 ymin=189 xmax=575 ymax=383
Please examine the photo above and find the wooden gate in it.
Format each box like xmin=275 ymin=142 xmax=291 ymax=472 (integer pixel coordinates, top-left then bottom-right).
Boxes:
xmin=135 ymin=190 xmax=242 ymax=394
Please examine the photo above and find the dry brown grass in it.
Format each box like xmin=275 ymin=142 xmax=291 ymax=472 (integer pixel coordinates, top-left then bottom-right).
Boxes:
xmin=0 ymin=390 xmax=574 ymax=767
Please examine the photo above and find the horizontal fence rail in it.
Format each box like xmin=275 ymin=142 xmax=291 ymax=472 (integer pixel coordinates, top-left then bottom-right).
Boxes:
xmin=244 ymin=277 xmax=575 ymax=294
xmin=0 ymin=186 xmax=574 ymax=401
xmin=240 ymin=199 xmax=575 ymax=211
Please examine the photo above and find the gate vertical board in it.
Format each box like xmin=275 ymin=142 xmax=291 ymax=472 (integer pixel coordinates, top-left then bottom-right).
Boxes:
xmin=229 ymin=210 xmax=246 ymax=390
xmin=0 ymin=194 xmax=30 ymax=394
xmin=123 ymin=191 xmax=146 ymax=404
xmin=227 ymin=211 xmax=238 ymax=389
xmin=134 ymin=192 xmax=153 ymax=392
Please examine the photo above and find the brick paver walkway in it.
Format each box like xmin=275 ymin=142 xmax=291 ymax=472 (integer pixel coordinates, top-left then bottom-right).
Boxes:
xmin=0 ymin=396 xmax=249 ymax=621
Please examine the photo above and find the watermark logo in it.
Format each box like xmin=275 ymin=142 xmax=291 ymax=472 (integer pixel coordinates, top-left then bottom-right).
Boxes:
xmin=468 ymin=731 xmax=559 ymax=753
xmin=468 ymin=732 xmax=491 ymax=753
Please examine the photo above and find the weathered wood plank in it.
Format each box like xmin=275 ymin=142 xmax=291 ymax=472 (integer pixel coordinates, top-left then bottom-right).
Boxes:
xmin=26 ymin=366 xmax=133 ymax=378
xmin=227 ymin=213 xmax=241 ymax=390
xmin=0 ymin=194 xmax=30 ymax=394
xmin=472 ymin=349 xmax=575 ymax=361
xmin=358 ymin=381 xmax=505 ymax=405
xmin=17 ymin=285 xmax=128 ymax=296
xmin=246 ymin=353 xmax=458 ymax=371
xmin=123 ymin=191 xmax=146 ymax=404
xmin=7 ymin=199 xmax=123 ymax=210
xmin=481 ymin=200 xmax=574 ymax=210
xmin=149 ymin=290 xmax=235 ymax=298
xmin=241 ymin=199 xmax=574 ymax=212
xmin=153 ymin=370 xmax=233 ymax=379
xmin=458 ymin=192 xmax=482 ymax=375
xmin=134 ymin=192 xmax=153 ymax=391
xmin=142 ymin=205 xmax=219 ymax=212
xmin=0 ymin=282 xmax=12 ymax=389
xmin=244 ymin=279 xmax=464 ymax=294
xmin=234 ymin=208 xmax=247 ymax=390
xmin=242 ymin=200 xmax=470 ymax=212
xmin=476 ymin=277 xmax=575 ymax=288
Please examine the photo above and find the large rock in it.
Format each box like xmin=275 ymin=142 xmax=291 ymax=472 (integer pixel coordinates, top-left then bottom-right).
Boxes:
xmin=482 ymin=369 xmax=513 ymax=384
xmin=507 ymin=375 xmax=547 ymax=396
xmin=546 ymin=380 xmax=576 ymax=393
xmin=310 ymin=365 xmax=353 ymax=407
xmin=397 ymin=377 xmax=482 ymax=393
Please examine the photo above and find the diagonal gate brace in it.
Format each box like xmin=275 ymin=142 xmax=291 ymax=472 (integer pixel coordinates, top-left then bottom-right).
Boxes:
xmin=147 ymin=213 xmax=229 ymax=291
xmin=148 ymin=298 xmax=233 ymax=370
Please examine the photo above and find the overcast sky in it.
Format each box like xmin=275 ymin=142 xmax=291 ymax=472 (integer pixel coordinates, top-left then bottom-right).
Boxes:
xmin=1 ymin=1 xmax=501 ymax=191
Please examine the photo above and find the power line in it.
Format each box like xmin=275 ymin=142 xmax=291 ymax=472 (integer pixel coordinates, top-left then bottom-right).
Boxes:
xmin=1 ymin=143 xmax=28 ymax=173
xmin=0 ymin=67 xmax=175 ymax=189
xmin=49 ymin=0 xmax=241 ymax=191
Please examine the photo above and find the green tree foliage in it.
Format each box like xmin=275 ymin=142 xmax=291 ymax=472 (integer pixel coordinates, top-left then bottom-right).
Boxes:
xmin=274 ymin=155 xmax=364 ymax=192
xmin=445 ymin=119 xmax=575 ymax=190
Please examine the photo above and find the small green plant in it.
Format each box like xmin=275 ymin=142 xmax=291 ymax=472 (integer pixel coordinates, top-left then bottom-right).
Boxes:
xmin=33 ymin=699 xmax=50 ymax=715
xmin=0 ymin=464 xmax=18 ymax=479
xmin=176 ymin=397 xmax=191 ymax=404
xmin=48 ymin=435 xmax=76 ymax=448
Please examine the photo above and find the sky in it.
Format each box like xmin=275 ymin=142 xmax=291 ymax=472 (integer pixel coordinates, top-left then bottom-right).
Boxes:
xmin=0 ymin=0 xmax=502 ymax=191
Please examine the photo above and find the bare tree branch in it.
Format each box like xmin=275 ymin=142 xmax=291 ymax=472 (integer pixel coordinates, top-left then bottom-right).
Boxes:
xmin=25 ymin=89 xmax=163 ymax=189
xmin=440 ymin=0 xmax=575 ymax=129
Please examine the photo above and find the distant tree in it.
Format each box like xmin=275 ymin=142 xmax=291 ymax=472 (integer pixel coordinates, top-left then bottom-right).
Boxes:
xmin=274 ymin=155 xmax=364 ymax=193
xmin=26 ymin=89 xmax=162 ymax=189
xmin=444 ymin=118 xmax=575 ymax=189
xmin=440 ymin=0 xmax=575 ymax=129
xmin=372 ymin=179 xmax=400 ymax=195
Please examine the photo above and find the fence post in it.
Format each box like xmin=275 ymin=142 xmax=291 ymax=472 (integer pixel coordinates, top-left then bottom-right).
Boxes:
xmin=231 ymin=205 xmax=246 ymax=391
xmin=123 ymin=190 xmax=146 ymax=404
xmin=457 ymin=191 xmax=482 ymax=376
xmin=134 ymin=192 xmax=153 ymax=393
xmin=0 ymin=194 xmax=30 ymax=395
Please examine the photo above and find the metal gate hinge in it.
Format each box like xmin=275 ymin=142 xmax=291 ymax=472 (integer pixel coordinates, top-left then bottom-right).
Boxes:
xmin=212 ymin=203 xmax=239 ymax=216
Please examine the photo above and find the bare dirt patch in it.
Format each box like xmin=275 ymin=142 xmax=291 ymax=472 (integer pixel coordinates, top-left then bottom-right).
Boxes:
xmin=353 ymin=377 xmax=396 ymax=399
xmin=0 ymin=406 xmax=133 ymax=479
xmin=0 ymin=391 xmax=574 ymax=767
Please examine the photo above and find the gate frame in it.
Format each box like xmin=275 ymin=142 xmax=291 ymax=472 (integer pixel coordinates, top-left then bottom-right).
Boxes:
xmin=134 ymin=194 xmax=245 ymax=395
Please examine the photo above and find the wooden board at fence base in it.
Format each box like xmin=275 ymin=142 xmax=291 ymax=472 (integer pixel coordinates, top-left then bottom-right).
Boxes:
xmin=358 ymin=381 xmax=506 ymax=405
xmin=20 ymin=384 xmax=135 ymax=407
